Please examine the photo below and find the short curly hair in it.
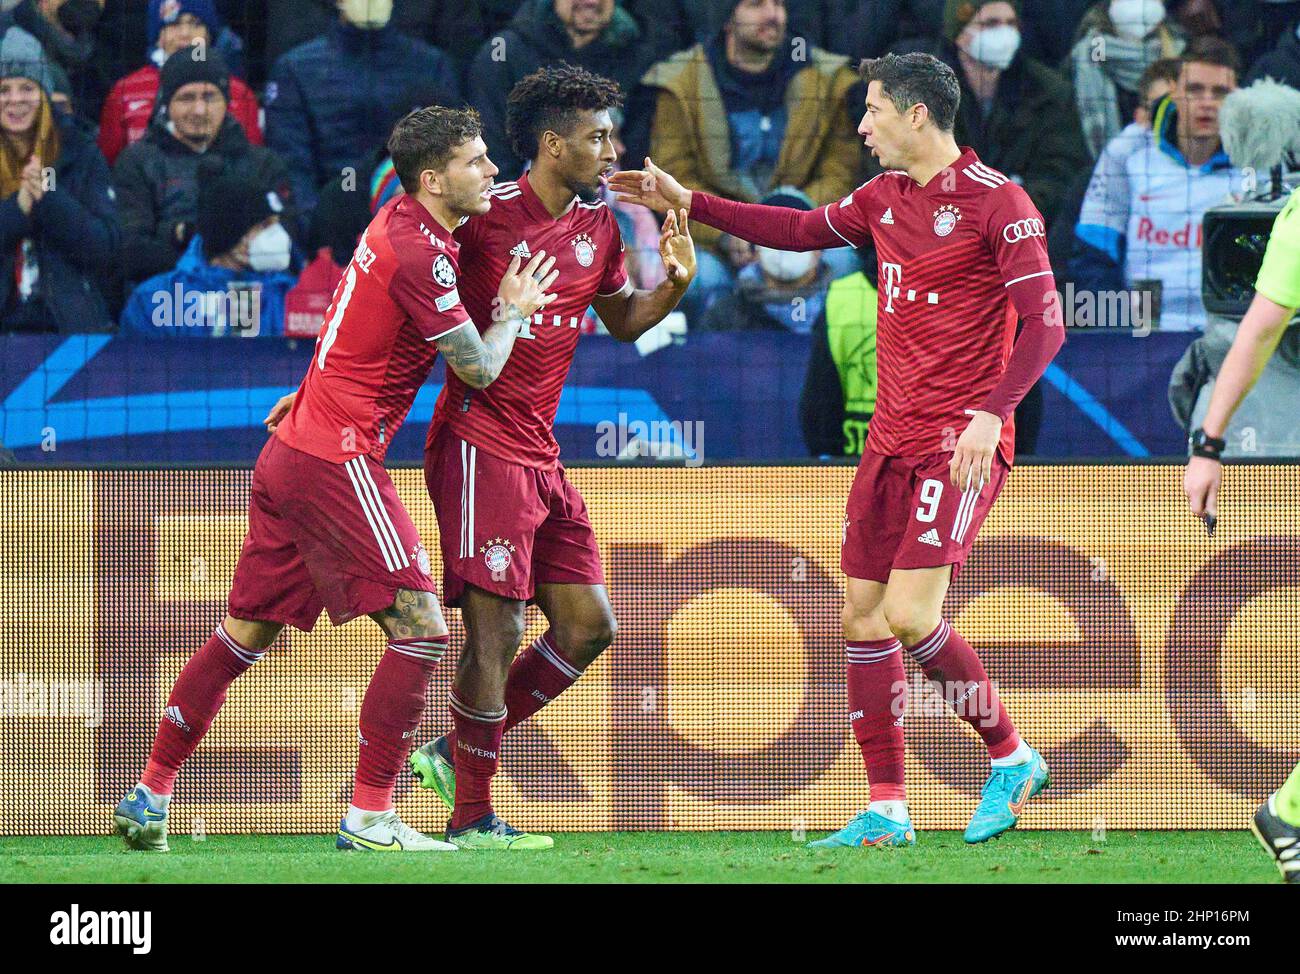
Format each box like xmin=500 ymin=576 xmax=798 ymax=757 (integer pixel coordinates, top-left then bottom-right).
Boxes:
xmin=505 ymin=63 xmax=624 ymax=164
xmin=387 ymin=105 xmax=482 ymax=193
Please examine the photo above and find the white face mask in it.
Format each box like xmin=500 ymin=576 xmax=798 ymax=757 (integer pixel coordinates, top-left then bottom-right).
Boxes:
xmin=1109 ymin=0 xmax=1165 ymax=40
xmin=757 ymin=247 xmax=816 ymax=283
xmin=338 ymin=0 xmax=393 ymax=29
xmin=964 ymin=24 xmax=1021 ymax=70
xmin=247 ymin=222 xmax=292 ymax=272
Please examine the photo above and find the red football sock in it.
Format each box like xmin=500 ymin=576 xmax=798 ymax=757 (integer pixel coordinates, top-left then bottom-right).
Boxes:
xmin=141 ymin=624 xmax=266 ymax=795
xmin=846 ymin=638 xmax=908 ymax=802
xmin=906 ymin=620 xmax=1020 ymax=758
xmin=448 ymin=690 xmax=506 ymax=829
xmin=446 ymin=629 xmax=581 ymax=753
xmin=352 ymin=636 xmax=447 ymax=811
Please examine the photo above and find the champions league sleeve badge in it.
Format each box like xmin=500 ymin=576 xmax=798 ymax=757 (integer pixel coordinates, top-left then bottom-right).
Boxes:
xmin=432 ymin=253 xmax=457 ymax=287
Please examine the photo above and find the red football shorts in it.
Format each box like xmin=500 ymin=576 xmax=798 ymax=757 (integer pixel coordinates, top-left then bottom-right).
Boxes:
xmin=424 ymin=426 xmax=604 ymax=606
xmin=228 ymin=435 xmax=437 ymax=630
xmin=841 ymin=449 xmax=1009 ymax=583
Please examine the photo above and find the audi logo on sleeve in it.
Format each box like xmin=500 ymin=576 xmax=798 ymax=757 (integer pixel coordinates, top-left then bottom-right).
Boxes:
xmin=1002 ymin=218 xmax=1046 ymax=243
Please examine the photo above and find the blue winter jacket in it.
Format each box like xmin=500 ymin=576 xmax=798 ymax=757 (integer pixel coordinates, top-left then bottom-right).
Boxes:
xmin=266 ymin=19 xmax=460 ymax=216
xmin=121 ymin=235 xmax=297 ymax=338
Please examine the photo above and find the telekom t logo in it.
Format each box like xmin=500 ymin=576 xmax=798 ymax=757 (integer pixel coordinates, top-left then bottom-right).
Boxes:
xmin=878 ymin=261 xmax=940 ymax=312
xmin=881 ymin=262 xmax=903 ymax=313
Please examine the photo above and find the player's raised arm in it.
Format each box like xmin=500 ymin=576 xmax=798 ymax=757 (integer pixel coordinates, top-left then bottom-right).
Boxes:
xmin=594 ymin=207 xmax=696 ymax=342
xmin=609 ymin=157 xmax=845 ymax=253
xmin=437 ymin=251 xmax=558 ymax=389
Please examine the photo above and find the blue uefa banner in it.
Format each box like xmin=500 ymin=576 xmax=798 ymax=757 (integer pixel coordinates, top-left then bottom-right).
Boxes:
xmin=0 ymin=331 xmax=1191 ymax=463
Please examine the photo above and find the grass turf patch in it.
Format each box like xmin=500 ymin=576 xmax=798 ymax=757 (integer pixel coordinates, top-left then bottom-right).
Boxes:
xmin=0 ymin=830 xmax=1275 ymax=884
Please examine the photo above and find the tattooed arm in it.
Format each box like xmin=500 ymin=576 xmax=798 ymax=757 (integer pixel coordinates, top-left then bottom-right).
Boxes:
xmin=437 ymin=251 xmax=558 ymax=389
xmin=435 ymin=301 xmax=528 ymax=389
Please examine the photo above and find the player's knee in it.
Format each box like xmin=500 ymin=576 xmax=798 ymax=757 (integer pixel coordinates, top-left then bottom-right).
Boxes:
xmin=372 ymin=589 xmax=449 ymax=640
xmin=575 ymin=615 xmax=617 ymax=657
xmin=842 ymin=600 xmax=890 ymax=642
xmin=557 ymin=611 xmax=617 ymax=668
xmin=880 ymin=599 xmax=939 ymax=648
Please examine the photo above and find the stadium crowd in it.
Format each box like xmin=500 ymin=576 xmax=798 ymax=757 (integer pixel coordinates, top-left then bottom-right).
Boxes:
xmin=0 ymin=0 xmax=1296 ymax=454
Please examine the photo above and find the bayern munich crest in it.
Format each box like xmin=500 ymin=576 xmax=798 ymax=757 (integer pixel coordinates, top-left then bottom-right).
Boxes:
xmin=480 ymin=537 xmax=516 ymax=573
xmin=932 ymin=203 xmax=962 ymax=237
xmin=412 ymin=543 xmax=432 ymax=577
xmin=571 ymin=233 xmax=596 ymax=267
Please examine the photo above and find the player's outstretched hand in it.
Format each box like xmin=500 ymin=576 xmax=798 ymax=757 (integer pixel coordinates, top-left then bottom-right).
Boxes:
xmin=609 ymin=157 xmax=691 ymax=214
xmin=496 ymin=250 xmax=559 ymax=321
xmin=263 ymin=391 xmax=295 ymax=433
xmin=1184 ymin=455 xmax=1221 ymax=526
xmin=949 ymin=410 xmax=1001 ymax=490
xmin=659 ymin=208 xmax=696 ymax=288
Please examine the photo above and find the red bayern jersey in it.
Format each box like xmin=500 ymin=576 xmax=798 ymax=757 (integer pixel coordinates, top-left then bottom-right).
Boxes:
xmin=825 ymin=147 xmax=1052 ymax=464
xmin=427 ymin=171 xmax=629 ymax=469
xmin=276 ymin=194 xmax=471 ymax=463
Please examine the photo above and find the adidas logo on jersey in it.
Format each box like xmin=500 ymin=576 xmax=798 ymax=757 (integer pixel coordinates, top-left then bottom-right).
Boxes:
xmin=880 ymin=207 xmax=895 ymax=225
xmin=509 ymin=240 xmax=532 ymax=259
xmin=917 ymin=528 xmax=942 ymax=547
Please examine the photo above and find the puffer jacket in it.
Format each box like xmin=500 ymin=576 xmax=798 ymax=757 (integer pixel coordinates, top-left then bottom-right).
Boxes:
xmin=266 ymin=18 xmax=459 ymax=215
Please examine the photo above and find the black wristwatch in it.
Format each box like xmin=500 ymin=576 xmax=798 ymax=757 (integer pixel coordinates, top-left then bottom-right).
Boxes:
xmin=1189 ymin=428 xmax=1226 ymax=461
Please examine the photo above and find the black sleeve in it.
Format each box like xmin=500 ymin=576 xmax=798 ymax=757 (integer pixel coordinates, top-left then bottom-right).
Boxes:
xmin=799 ymin=311 xmax=848 ymax=457
xmin=467 ymin=36 xmax=522 ymax=179
xmin=113 ymin=149 xmax=181 ymax=282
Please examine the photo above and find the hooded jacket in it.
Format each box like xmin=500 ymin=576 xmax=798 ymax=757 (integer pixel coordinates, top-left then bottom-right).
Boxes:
xmin=467 ymin=0 xmax=657 ymax=178
xmin=642 ymin=39 xmax=860 ymax=250
xmin=0 ymin=111 xmax=119 ymax=333
xmin=1071 ymin=95 xmax=1238 ymax=331
xmin=121 ymin=233 xmax=296 ymax=338
xmin=113 ymin=113 xmax=294 ymax=285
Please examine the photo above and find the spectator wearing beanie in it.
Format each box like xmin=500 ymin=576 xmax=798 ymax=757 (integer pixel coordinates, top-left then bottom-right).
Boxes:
xmin=121 ymin=154 xmax=298 ymax=337
xmin=97 ymin=0 xmax=263 ymax=166
xmin=0 ymin=0 xmax=107 ymax=121
xmin=266 ymin=0 xmax=459 ymax=219
xmin=114 ymin=45 xmax=295 ymax=289
xmin=0 ymin=25 xmax=119 ymax=333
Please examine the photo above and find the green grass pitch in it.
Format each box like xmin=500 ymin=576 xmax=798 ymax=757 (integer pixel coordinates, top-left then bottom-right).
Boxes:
xmin=0 ymin=830 xmax=1276 ymax=884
